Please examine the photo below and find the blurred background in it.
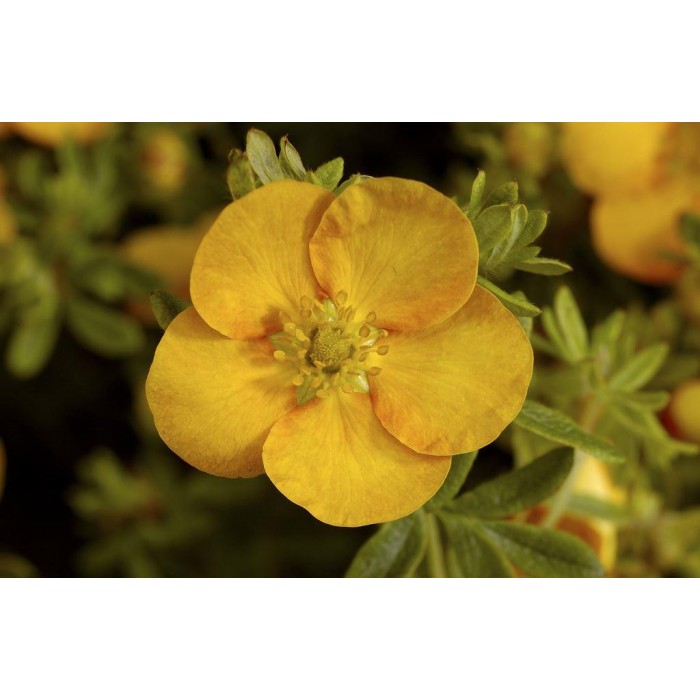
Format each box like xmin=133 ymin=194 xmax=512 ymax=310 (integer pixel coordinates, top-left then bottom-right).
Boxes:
xmin=1 ymin=122 xmax=699 ymax=577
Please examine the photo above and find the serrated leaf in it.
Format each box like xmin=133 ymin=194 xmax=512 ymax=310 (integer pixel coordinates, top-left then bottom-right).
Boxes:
xmin=474 ymin=203 xmax=514 ymax=253
xmin=479 ymin=521 xmax=603 ymax=577
xmin=517 ymin=209 xmax=549 ymax=247
xmin=5 ymin=309 xmax=61 ymax=378
xmin=447 ymin=448 xmax=574 ymax=519
xmin=308 ymin=157 xmax=344 ymax=191
xmin=477 ymin=277 xmax=541 ymax=317
xmin=226 ymin=149 xmax=257 ymax=200
xmin=278 ymin=136 xmax=306 ymax=180
xmin=439 ymin=514 xmax=514 ymax=577
xmin=513 ymin=257 xmax=572 ymax=276
xmin=425 ymin=452 xmax=478 ymax=511
xmin=245 ymin=129 xmax=284 ymax=184
xmin=150 ymin=290 xmax=192 ymax=331
xmin=482 ymin=180 xmax=518 ymax=208
xmin=66 ymin=297 xmax=145 ymax=357
xmin=553 ymin=286 xmax=589 ymax=361
xmin=608 ymin=343 xmax=669 ymax=392
xmin=346 ymin=511 xmax=426 ymax=577
xmin=466 ymin=169 xmax=486 ymax=219
xmin=515 ymin=400 xmax=625 ymax=464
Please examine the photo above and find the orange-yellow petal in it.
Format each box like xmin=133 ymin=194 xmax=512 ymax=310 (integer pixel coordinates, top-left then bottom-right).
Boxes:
xmin=11 ymin=122 xmax=112 ymax=146
xmin=146 ymin=307 xmax=297 ymax=477
xmin=309 ymin=177 xmax=478 ymax=331
xmin=190 ymin=181 xmax=335 ymax=339
xmin=262 ymin=392 xmax=450 ymax=527
xmin=369 ymin=285 xmax=533 ymax=456
xmin=561 ymin=122 xmax=670 ymax=196
xmin=591 ymin=178 xmax=700 ymax=284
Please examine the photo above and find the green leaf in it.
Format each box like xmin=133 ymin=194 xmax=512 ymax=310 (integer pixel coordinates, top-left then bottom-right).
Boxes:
xmin=308 ymin=157 xmax=344 ymax=191
xmin=477 ymin=277 xmax=541 ymax=317
xmin=346 ymin=511 xmax=426 ymax=577
xmin=513 ymin=257 xmax=572 ymax=276
xmin=608 ymin=343 xmax=669 ymax=392
xmin=567 ymin=493 xmax=628 ymax=523
xmin=245 ymin=129 xmax=284 ymax=184
xmin=478 ymin=521 xmax=604 ymax=577
xmin=515 ymin=399 xmax=625 ymax=464
xmin=517 ymin=209 xmax=548 ymax=247
xmin=278 ymin=136 xmax=306 ymax=180
xmin=680 ymin=213 xmax=700 ymax=251
xmin=553 ymin=286 xmax=589 ymax=361
xmin=474 ymin=203 xmax=514 ymax=253
xmin=66 ymin=297 xmax=145 ymax=357
xmin=487 ymin=203 xmax=528 ymax=267
xmin=466 ymin=169 xmax=486 ymax=219
xmin=150 ymin=290 xmax=192 ymax=331
xmin=5 ymin=309 xmax=61 ymax=378
xmin=226 ymin=149 xmax=257 ymax=200
xmin=482 ymin=180 xmax=518 ymax=208
xmin=439 ymin=514 xmax=514 ymax=577
xmin=447 ymin=448 xmax=574 ymax=519
xmin=425 ymin=452 xmax=478 ymax=511
xmin=604 ymin=389 xmax=670 ymax=411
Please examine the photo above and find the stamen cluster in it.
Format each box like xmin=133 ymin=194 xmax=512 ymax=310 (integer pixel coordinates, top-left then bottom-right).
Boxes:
xmin=269 ymin=290 xmax=389 ymax=404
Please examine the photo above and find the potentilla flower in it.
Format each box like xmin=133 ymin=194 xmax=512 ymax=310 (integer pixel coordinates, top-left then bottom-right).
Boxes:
xmin=7 ymin=122 xmax=112 ymax=147
xmin=146 ymin=178 xmax=533 ymax=526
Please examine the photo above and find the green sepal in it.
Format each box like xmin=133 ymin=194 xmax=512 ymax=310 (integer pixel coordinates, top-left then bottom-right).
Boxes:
xmin=278 ymin=136 xmax=306 ymax=180
xmin=345 ymin=511 xmax=426 ymax=577
xmin=446 ymin=447 xmax=574 ymax=519
xmin=245 ymin=129 xmax=284 ymax=184
xmin=466 ymin=169 xmax=486 ymax=219
xmin=150 ymin=290 xmax=192 ymax=331
xmin=517 ymin=209 xmax=549 ymax=247
xmin=474 ymin=202 xmax=515 ymax=254
xmin=335 ymin=173 xmax=372 ymax=197
xmin=425 ymin=452 xmax=478 ymax=512
xmin=477 ymin=277 xmax=541 ymax=317
xmin=515 ymin=399 xmax=625 ymax=464
xmin=226 ymin=149 xmax=258 ymax=200
xmin=308 ymin=157 xmax=344 ymax=191
xmin=477 ymin=521 xmax=604 ymax=578
xmin=482 ymin=180 xmax=519 ymax=208
xmin=66 ymin=297 xmax=145 ymax=357
xmin=438 ymin=514 xmax=515 ymax=577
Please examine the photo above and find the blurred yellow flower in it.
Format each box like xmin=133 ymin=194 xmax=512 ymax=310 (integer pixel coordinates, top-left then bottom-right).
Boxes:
xmin=146 ymin=178 xmax=533 ymax=526
xmin=527 ymin=455 xmax=624 ymax=573
xmin=138 ymin=128 xmax=189 ymax=193
xmin=503 ymin=122 xmax=554 ymax=178
xmin=120 ymin=213 xmax=214 ymax=323
xmin=562 ymin=122 xmax=670 ymax=196
xmin=561 ymin=123 xmax=700 ymax=284
xmin=0 ymin=198 xmax=17 ymax=245
xmin=9 ymin=122 xmax=112 ymax=147
xmin=667 ymin=379 xmax=700 ymax=445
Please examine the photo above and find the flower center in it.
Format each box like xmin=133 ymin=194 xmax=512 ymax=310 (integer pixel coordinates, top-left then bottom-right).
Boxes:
xmin=269 ymin=290 xmax=389 ymax=405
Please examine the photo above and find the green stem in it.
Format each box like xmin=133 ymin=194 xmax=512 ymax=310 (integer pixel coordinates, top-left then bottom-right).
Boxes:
xmin=425 ymin=514 xmax=447 ymax=578
xmin=543 ymin=396 xmax=605 ymax=528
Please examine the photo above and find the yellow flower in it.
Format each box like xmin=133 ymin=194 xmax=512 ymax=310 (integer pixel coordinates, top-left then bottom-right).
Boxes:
xmin=146 ymin=178 xmax=533 ymax=526
xmin=10 ymin=122 xmax=112 ymax=147
xmin=120 ymin=213 xmax=214 ymax=324
xmin=561 ymin=122 xmax=670 ymax=196
xmin=667 ymin=379 xmax=700 ymax=445
xmin=591 ymin=178 xmax=700 ymax=284
xmin=138 ymin=128 xmax=190 ymax=193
